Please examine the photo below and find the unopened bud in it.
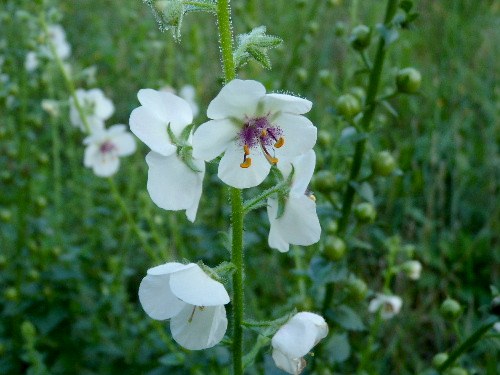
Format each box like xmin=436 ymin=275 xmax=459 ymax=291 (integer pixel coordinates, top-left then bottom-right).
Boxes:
xmin=312 ymin=170 xmax=337 ymax=193
xmin=354 ymin=202 xmax=377 ymax=223
xmin=21 ymin=321 xmax=37 ymax=340
xmin=318 ymin=130 xmax=332 ymax=148
xmin=326 ymin=220 xmax=338 ymax=235
xmin=446 ymin=367 xmax=469 ymax=375
xmin=324 ymin=236 xmax=346 ymax=261
xmin=350 ymin=25 xmax=371 ymax=50
xmin=401 ymin=260 xmax=422 ymax=280
xmin=336 ymin=93 xmax=361 ymax=119
xmin=432 ymin=352 xmax=449 ymax=368
xmin=346 ymin=277 xmax=368 ymax=301
xmin=372 ymin=150 xmax=397 ymax=176
xmin=396 ymin=67 xmax=422 ymax=93
xmin=440 ymin=298 xmax=462 ymax=320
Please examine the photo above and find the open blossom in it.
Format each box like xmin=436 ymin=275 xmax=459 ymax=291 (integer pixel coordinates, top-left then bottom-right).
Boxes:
xmin=139 ymin=262 xmax=230 ymax=350
xmin=272 ymin=312 xmax=328 ymax=374
xmin=192 ymin=79 xmax=317 ymax=189
xmin=83 ymin=125 xmax=136 ymax=177
xmin=267 ymin=150 xmax=321 ymax=252
xmin=129 ymin=89 xmax=205 ymax=222
xmin=45 ymin=24 xmax=71 ymax=60
xmin=70 ymin=88 xmax=115 ymax=132
xmin=368 ymin=294 xmax=403 ymax=320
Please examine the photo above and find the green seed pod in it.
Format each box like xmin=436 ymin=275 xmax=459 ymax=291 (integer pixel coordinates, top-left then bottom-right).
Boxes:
xmin=311 ymin=170 xmax=337 ymax=193
xmin=432 ymin=352 xmax=449 ymax=368
xmin=372 ymin=150 xmax=397 ymax=176
xmin=354 ymin=202 xmax=377 ymax=223
xmin=440 ymin=298 xmax=462 ymax=320
xmin=346 ymin=277 xmax=368 ymax=301
xmin=336 ymin=93 xmax=361 ymax=119
xmin=396 ymin=67 xmax=422 ymax=93
xmin=324 ymin=235 xmax=347 ymax=261
xmin=350 ymin=25 xmax=371 ymax=51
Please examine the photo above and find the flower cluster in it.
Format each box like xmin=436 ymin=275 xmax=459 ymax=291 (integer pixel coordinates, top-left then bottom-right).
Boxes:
xmin=25 ymin=24 xmax=71 ymax=72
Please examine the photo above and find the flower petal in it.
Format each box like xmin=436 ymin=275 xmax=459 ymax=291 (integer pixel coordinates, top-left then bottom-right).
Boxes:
xmin=278 ymin=150 xmax=316 ymax=195
xmin=146 ymin=262 xmax=193 ymax=276
xmin=218 ymin=142 xmax=271 ymax=189
xmin=138 ymin=273 xmax=186 ymax=320
xmin=207 ymin=79 xmax=266 ymax=120
xmin=113 ymin=131 xmax=137 ymax=156
xmin=169 ymin=264 xmax=230 ymax=306
xmin=267 ymin=195 xmax=321 ymax=252
xmin=146 ymin=152 xmax=205 ymax=221
xmin=92 ymin=155 xmax=120 ymax=177
xmin=273 ymin=113 xmax=317 ymax=160
xmin=170 ymin=304 xmax=228 ymax=350
xmin=263 ymin=93 xmax=312 ymax=115
xmin=272 ymin=347 xmax=306 ymax=375
xmin=130 ymin=106 xmax=176 ymax=156
xmin=192 ymin=119 xmax=238 ymax=161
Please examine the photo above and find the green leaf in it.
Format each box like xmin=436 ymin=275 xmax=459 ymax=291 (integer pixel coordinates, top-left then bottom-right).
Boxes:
xmin=308 ymin=256 xmax=349 ymax=285
xmin=329 ymin=305 xmax=365 ymax=331
xmin=350 ymin=181 xmax=375 ymax=205
xmin=327 ymin=333 xmax=351 ymax=363
xmin=399 ymin=0 xmax=414 ymax=13
xmin=243 ymin=335 xmax=270 ymax=369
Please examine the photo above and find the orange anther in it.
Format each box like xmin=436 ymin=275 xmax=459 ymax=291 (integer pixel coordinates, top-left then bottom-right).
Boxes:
xmin=274 ymin=137 xmax=285 ymax=148
xmin=265 ymin=154 xmax=278 ymax=165
xmin=240 ymin=158 xmax=252 ymax=168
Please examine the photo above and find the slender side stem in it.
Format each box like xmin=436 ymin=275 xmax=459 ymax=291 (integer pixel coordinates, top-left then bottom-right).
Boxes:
xmin=322 ymin=0 xmax=398 ymax=316
xmin=216 ymin=2 xmax=244 ymax=374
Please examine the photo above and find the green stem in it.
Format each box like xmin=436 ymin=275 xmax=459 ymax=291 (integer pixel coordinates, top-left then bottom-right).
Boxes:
xmin=437 ymin=319 xmax=498 ymax=373
xmin=216 ymin=2 xmax=243 ymax=374
xmin=322 ymin=0 xmax=398 ymax=315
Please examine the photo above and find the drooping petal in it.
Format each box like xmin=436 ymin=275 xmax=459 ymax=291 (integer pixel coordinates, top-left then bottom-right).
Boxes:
xmin=278 ymin=150 xmax=316 ymax=196
xmin=130 ymin=106 xmax=176 ymax=156
xmin=262 ymin=93 xmax=312 ymax=115
xmin=267 ymin=195 xmax=321 ymax=252
xmin=146 ymin=152 xmax=205 ymax=221
xmin=273 ymin=113 xmax=317 ymax=160
xmin=218 ymin=142 xmax=271 ymax=189
xmin=272 ymin=347 xmax=306 ymax=375
xmin=192 ymin=119 xmax=238 ymax=161
xmin=137 ymin=89 xmax=193 ymax=136
xmin=138 ymin=273 xmax=186 ymax=320
xmin=207 ymin=79 xmax=266 ymax=120
xmin=170 ymin=304 xmax=228 ymax=350
xmin=169 ymin=264 xmax=230 ymax=306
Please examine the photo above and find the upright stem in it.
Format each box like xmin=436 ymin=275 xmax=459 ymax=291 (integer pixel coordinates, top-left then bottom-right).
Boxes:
xmin=216 ymin=2 xmax=244 ymax=374
xmin=323 ymin=0 xmax=398 ymax=315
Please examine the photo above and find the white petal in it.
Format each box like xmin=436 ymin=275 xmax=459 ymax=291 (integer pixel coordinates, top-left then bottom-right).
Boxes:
xmin=146 ymin=262 xmax=193 ymax=276
xmin=273 ymin=114 xmax=317 ymax=159
xmin=138 ymin=273 xmax=186 ymax=320
xmin=272 ymin=348 xmax=305 ymax=375
xmin=218 ymin=142 xmax=271 ymax=189
xmin=207 ymin=79 xmax=266 ymax=120
xmin=83 ymin=144 xmax=98 ymax=167
xmin=88 ymin=88 xmax=114 ymax=120
xmin=114 ymin=131 xmax=137 ymax=156
xmin=267 ymin=195 xmax=321 ymax=252
xmin=169 ymin=264 xmax=229 ymax=306
xmin=278 ymin=150 xmax=316 ymax=195
xmin=146 ymin=152 xmax=205 ymax=221
xmin=192 ymin=119 xmax=238 ymax=161
xmin=170 ymin=304 xmax=228 ymax=350
xmin=263 ymin=93 xmax=312 ymax=115
xmin=137 ymin=89 xmax=192 ymax=136
xmin=92 ymin=155 xmax=120 ymax=177
xmin=130 ymin=106 xmax=176 ymax=156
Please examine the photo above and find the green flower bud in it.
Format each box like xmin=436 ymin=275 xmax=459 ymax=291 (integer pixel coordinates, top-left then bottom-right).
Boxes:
xmin=318 ymin=130 xmax=332 ymax=148
xmin=35 ymin=196 xmax=47 ymax=209
xmin=440 ymin=298 xmax=462 ymax=320
xmin=326 ymin=220 xmax=338 ymax=235
xmin=296 ymin=67 xmax=308 ymax=83
xmin=354 ymin=202 xmax=377 ymax=223
xmin=28 ymin=269 xmax=40 ymax=281
xmin=324 ymin=235 xmax=346 ymax=261
xmin=396 ymin=67 xmax=422 ymax=93
xmin=311 ymin=170 xmax=337 ymax=193
xmin=334 ymin=22 xmax=346 ymax=37
xmin=446 ymin=367 xmax=469 ymax=375
xmin=37 ymin=152 xmax=50 ymax=165
xmin=350 ymin=25 xmax=371 ymax=50
xmin=372 ymin=150 xmax=397 ymax=176
xmin=432 ymin=352 xmax=449 ymax=368
xmin=0 ymin=209 xmax=12 ymax=222
xmin=346 ymin=277 xmax=368 ymax=301
xmin=349 ymin=86 xmax=366 ymax=103
xmin=318 ymin=69 xmax=333 ymax=86
xmin=5 ymin=287 xmax=19 ymax=301
xmin=336 ymin=93 xmax=361 ymax=119
xmin=21 ymin=321 xmax=36 ymax=340
xmin=308 ymin=21 xmax=319 ymax=35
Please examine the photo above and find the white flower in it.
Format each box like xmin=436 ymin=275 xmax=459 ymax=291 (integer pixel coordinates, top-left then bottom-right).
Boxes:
xmin=70 ymin=88 xmax=115 ymax=132
xmin=129 ymin=89 xmax=205 ymax=222
xmin=45 ymin=24 xmax=71 ymax=60
xmin=267 ymin=150 xmax=321 ymax=252
xmin=192 ymin=79 xmax=317 ymax=189
xmin=25 ymin=51 xmax=39 ymax=72
xmin=368 ymin=294 xmax=403 ymax=320
xmin=179 ymin=84 xmax=199 ymax=118
xmin=139 ymin=262 xmax=230 ymax=350
xmin=272 ymin=312 xmax=328 ymax=374
xmin=401 ymin=260 xmax=422 ymax=280
xmin=83 ymin=125 xmax=136 ymax=177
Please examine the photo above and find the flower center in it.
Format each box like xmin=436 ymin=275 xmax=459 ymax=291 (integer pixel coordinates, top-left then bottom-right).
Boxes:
xmin=237 ymin=115 xmax=285 ymax=169
xmin=100 ymin=141 xmax=116 ymax=154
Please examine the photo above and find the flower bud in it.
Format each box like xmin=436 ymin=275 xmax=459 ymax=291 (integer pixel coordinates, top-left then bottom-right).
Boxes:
xmin=432 ymin=352 xmax=449 ymax=368
xmin=354 ymin=202 xmax=377 ymax=223
xmin=5 ymin=287 xmax=19 ymax=301
xmin=401 ymin=260 xmax=422 ymax=280
xmin=345 ymin=277 xmax=368 ymax=301
xmin=372 ymin=150 xmax=397 ymax=176
xmin=334 ymin=22 xmax=346 ymax=37
xmin=21 ymin=321 xmax=37 ymax=340
xmin=326 ymin=220 xmax=338 ymax=235
xmin=324 ymin=235 xmax=346 ymax=261
xmin=296 ymin=68 xmax=308 ymax=83
xmin=318 ymin=69 xmax=332 ymax=86
xmin=349 ymin=25 xmax=371 ymax=50
xmin=318 ymin=130 xmax=332 ymax=148
xmin=396 ymin=67 xmax=422 ymax=93
xmin=440 ymin=298 xmax=462 ymax=321
xmin=311 ymin=170 xmax=337 ymax=193
xmin=0 ymin=208 xmax=12 ymax=222
xmin=349 ymin=86 xmax=366 ymax=103
xmin=336 ymin=93 xmax=361 ymax=119
xmin=447 ymin=367 xmax=469 ymax=375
